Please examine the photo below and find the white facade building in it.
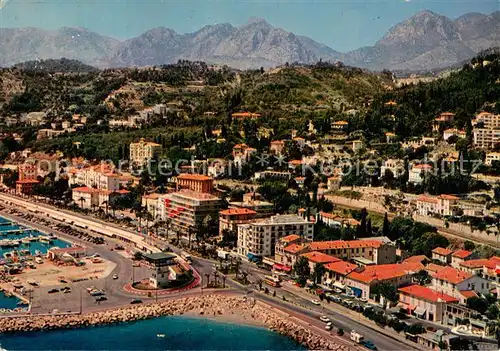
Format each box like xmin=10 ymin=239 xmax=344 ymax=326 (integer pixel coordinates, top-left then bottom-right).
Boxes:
xmin=237 ymin=214 xmax=314 ymax=259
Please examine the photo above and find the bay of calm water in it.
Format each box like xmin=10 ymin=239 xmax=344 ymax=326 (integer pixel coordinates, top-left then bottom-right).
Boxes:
xmin=0 ymin=216 xmax=71 ymax=309
xmin=0 ymin=316 xmax=305 ymax=350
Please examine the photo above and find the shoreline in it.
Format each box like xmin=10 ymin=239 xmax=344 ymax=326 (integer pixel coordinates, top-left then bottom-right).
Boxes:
xmin=0 ymin=294 xmax=348 ymax=350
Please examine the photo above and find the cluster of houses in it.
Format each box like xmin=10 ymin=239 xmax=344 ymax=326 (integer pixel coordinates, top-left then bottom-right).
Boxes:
xmin=271 ymin=233 xmax=498 ymax=334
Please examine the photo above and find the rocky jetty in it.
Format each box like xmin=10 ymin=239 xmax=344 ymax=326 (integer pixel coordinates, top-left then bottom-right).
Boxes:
xmin=0 ymin=295 xmax=347 ymax=350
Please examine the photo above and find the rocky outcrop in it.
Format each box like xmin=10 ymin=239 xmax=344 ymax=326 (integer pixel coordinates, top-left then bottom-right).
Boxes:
xmin=0 ymin=295 xmax=347 ymax=350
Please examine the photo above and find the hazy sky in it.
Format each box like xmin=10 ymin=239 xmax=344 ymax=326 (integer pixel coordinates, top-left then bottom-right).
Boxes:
xmin=0 ymin=0 xmax=498 ymax=52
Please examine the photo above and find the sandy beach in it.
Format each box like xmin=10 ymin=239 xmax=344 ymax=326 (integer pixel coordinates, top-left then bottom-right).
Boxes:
xmin=0 ymin=294 xmax=349 ymax=350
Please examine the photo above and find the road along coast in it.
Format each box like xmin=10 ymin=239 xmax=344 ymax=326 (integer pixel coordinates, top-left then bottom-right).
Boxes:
xmin=0 ymin=294 xmax=348 ymax=350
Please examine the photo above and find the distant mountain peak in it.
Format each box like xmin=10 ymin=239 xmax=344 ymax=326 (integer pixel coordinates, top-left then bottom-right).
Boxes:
xmin=414 ymin=9 xmax=441 ymax=18
xmin=0 ymin=11 xmax=497 ymax=72
xmin=247 ymin=17 xmax=270 ymax=25
xmin=244 ymin=17 xmax=272 ymax=29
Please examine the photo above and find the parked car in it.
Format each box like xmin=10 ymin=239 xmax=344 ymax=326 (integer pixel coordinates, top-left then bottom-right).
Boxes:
xmin=311 ymin=299 xmax=321 ymax=305
xmin=95 ymin=296 xmax=107 ymax=302
xmin=361 ymin=340 xmax=377 ymax=350
xmin=319 ymin=316 xmax=330 ymax=322
xmin=48 ymin=289 xmax=59 ymax=294
xmin=325 ymin=325 xmax=332 ymax=331
xmin=130 ymin=299 xmax=143 ymax=304
xmin=112 ymin=274 xmax=119 ymax=280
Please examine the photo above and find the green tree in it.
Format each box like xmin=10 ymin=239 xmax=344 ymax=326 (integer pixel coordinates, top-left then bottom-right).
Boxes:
xmin=372 ymin=282 xmax=398 ymax=303
xmin=293 ymin=257 xmax=310 ymax=286
xmin=467 ymin=296 xmax=489 ymax=314
xmin=312 ymin=262 xmax=326 ymax=285
xmin=464 ymin=241 xmax=476 ymax=251
xmin=382 ymin=213 xmax=390 ymax=237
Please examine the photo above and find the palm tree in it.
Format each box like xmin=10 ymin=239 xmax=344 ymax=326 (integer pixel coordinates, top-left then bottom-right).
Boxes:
xmin=78 ymin=196 xmax=85 ymax=209
xmin=204 ymin=273 xmax=210 ymax=288
xmin=240 ymin=270 xmax=248 ymax=284
xmin=213 ymin=271 xmax=219 ymax=288
xmin=234 ymin=258 xmax=241 ymax=280
xmin=188 ymin=227 xmax=195 ymax=249
xmin=102 ymin=200 xmax=109 ymax=216
xmin=165 ymin=217 xmax=172 ymax=239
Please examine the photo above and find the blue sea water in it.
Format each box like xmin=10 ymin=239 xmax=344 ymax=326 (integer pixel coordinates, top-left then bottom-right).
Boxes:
xmin=0 ymin=217 xmax=71 ymax=256
xmin=0 ymin=293 xmax=21 ymax=310
xmin=0 ymin=316 xmax=305 ymax=350
xmin=0 ymin=216 xmax=71 ymax=309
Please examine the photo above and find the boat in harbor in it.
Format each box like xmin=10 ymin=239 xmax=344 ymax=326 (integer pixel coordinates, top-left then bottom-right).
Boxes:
xmin=39 ymin=236 xmax=52 ymax=244
xmin=0 ymin=239 xmax=20 ymax=247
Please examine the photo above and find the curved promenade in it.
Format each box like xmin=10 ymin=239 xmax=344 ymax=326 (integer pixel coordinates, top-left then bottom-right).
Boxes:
xmin=0 ymin=294 xmax=349 ymax=351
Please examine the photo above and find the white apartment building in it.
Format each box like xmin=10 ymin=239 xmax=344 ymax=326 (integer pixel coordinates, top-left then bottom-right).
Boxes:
xmin=72 ymin=187 xmax=129 ymax=210
xmin=130 ymin=138 xmax=162 ymax=164
xmin=380 ymin=158 xmax=405 ymax=178
xmin=485 ymin=152 xmax=500 ymax=166
xmin=158 ymin=189 xmax=222 ymax=232
xmin=237 ymin=214 xmax=314 ymax=259
xmin=68 ymin=165 xmax=121 ymax=192
xmin=473 ymin=112 xmax=500 ymax=149
xmin=474 ymin=111 xmax=500 ymax=128
xmin=408 ymin=164 xmax=433 ymax=184
xmin=473 ymin=128 xmax=500 ymax=149
xmin=443 ymin=128 xmax=466 ymax=141
xmin=432 ymin=266 xmax=490 ymax=301
xmin=416 ymin=194 xmax=460 ymax=217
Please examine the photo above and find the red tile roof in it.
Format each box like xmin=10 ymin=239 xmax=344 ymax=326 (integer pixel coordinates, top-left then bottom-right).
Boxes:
xmin=459 ymin=290 xmax=478 ymax=299
xmin=220 ymin=208 xmax=257 ymax=216
xmin=399 ymin=285 xmax=458 ymax=303
xmin=347 ymin=262 xmax=423 ymax=284
xmin=280 ymin=234 xmax=301 ymax=243
xmin=324 ymin=261 xmax=357 ymax=275
xmin=16 ymin=179 xmax=39 ymax=184
xmin=460 ymin=257 xmax=500 ymax=269
xmin=438 ymin=194 xmax=460 ymax=201
xmin=452 ymin=250 xmax=473 ymax=259
xmin=426 ymin=263 xmax=447 ymax=273
xmin=413 ymin=164 xmax=432 ymax=170
xmin=433 ymin=266 xmax=472 ymax=284
xmin=310 ymin=240 xmax=383 ymax=251
xmin=177 ymin=174 xmax=212 ymax=181
xmin=300 ymin=251 xmax=340 ymax=264
xmin=232 ymin=112 xmax=261 ymax=118
xmin=283 ymin=244 xmax=307 ymax=254
xmin=417 ymin=195 xmax=438 ymax=204
xmin=403 ymin=255 xmax=430 ymax=264
xmin=432 ymin=247 xmax=453 ymax=256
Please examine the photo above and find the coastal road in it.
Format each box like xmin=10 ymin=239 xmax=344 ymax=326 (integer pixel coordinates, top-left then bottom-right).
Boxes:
xmin=256 ymin=293 xmax=417 ymax=351
xmin=0 ymin=208 xmax=153 ymax=313
xmin=184 ymin=255 xmax=418 ymax=350
xmin=0 ymin=195 xmax=416 ymax=350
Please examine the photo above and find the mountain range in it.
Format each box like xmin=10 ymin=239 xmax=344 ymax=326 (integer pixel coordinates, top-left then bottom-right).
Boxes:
xmin=0 ymin=10 xmax=498 ymax=71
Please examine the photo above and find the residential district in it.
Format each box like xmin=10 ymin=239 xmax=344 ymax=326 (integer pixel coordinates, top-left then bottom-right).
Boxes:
xmin=0 ymin=54 xmax=499 ymax=350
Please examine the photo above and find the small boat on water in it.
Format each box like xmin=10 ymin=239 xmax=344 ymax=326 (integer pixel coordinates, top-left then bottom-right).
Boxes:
xmin=39 ymin=236 xmax=52 ymax=244
xmin=0 ymin=239 xmax=19 ymax=248
xmin=156 ymin=334 xmax=165 ymax=338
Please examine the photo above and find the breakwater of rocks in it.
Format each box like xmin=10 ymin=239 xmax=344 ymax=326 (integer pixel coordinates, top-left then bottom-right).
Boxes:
xmin=0 ymin=294 xmax=348 ymax=350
